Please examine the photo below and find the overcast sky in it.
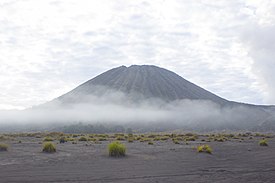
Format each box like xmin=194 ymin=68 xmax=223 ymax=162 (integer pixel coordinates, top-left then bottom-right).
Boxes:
xmin=0 ymin=0 xmax=275 ymax=110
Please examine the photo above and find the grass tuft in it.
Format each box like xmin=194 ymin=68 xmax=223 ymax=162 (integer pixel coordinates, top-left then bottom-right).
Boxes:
xmin=79 ymin=136 xmax=88 ymax=141
xmin=108 ymin=141 xmax=126 ymax=157
xmin=197 ymin=144 xmax=212 ymax=154
xmin=42 ymin=142 xmax=56 ymax=153
xmin=259 ymin=139 xmax=268 ymax=146
xmin=173 ymin=139 xmax=180 ymax=144
xmin=43 ymin=137 xmax=54 ymax=142
xmin=0 ymin=143 xmax=8 ymax=151
xmin=127 ymin=138 xmax=134 ymax=143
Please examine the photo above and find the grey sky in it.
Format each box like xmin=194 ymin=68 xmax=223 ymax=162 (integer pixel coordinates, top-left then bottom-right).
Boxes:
xmin=0 ymin=0 xmax=275 ymax=109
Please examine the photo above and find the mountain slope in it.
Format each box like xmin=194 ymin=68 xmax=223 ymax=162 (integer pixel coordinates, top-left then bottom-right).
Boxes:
xmin=57 ymin=65 xmax=228 ymax=105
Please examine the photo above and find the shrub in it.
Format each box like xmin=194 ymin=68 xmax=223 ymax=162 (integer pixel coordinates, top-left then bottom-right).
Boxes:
xmin=0 ymin=143 xmax=8 ymax=151
xmin=79 ymin=136 xmax=88 ymax=141
xmin=116 ymin=136 xmax=126 ymax=141
xmin=148 ymin=141 xmax=154 ymax=145
xmin=153 ymin=137 xmax=161 ymax=141
xmin=197 ymin=145 xmax=212 ymax=154
xmin=185 ymin=133 xmax=195 ymax=136
xmin=259 ymin=139 xmax=268 ymax=146
xmin=173 ymin=139 xmax=180 ymax=144
xmin=147 ymin=134 xmax=156 ymax=138
xmin=42 ymin=142 xmax=56 ymax=153
xmin=98 ymin=137 xmax=107 ymax=141
xmin=127 ymin=138 xmax=134 ymax=143
xmin=88 ymin=138 xmax=97 ymax=142
xmin=185 ymin=136 xmax=196 ymax=141
xmin=59 ymin=137 xmax=67 ymax=143
xmin=108 ymin=141 xmax=126 ymax=157
xmin=160 ymin=136 xmax=170 ymax=141
xmin=43 ymin=137 xmax=54 ymax=142
xmin=214 ymin=138 xmax=225 ymax=142
xmin=66 ymin=138 xmax=75 ymax=141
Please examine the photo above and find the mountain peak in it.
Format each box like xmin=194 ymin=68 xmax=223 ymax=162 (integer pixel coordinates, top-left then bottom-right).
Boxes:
xmin=58 ymin=65 xmax=227 ymax=104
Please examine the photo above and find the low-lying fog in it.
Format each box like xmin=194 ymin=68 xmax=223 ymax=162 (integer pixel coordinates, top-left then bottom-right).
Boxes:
xmin=0 ymin=89 xmax=274 ymax=132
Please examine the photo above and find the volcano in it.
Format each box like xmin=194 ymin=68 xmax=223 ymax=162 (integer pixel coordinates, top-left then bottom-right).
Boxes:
xmin=57 ymin=65 xmax=228 ymax=105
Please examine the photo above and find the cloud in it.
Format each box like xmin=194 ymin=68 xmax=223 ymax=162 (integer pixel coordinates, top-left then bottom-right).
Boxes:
xmin=239 ymin=1 xmax=275 ymax=104
xmin=0 ymin=88 xmax=272 ymax=132
xmin=0 ymin=0 xmax=275 ymax=109
xmin=241 ymin=24 xmax=275 ymax=103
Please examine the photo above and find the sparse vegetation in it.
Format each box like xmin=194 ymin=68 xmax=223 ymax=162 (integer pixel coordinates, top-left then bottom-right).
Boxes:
xmin=197 ymin=145 xmax=212 ymax=154
xmin=108 ymin=141 xmax=126 ymax=157
xmin=160 ymin=136 xmax=170 ymax=141
xmin=43 ymin=137 xmax=54 ymax=142
xmin=42 ymin=142 xmax=56 ymax=153
xmin=79 ymin=136 xmax=88 ymax=141
xmin=98 ymin=137 xmax=107 ymax=141
xmin=173 ymin=139 xmax=180 ymax=144
xmin=140 ymin=138 xmax=151 ymax=142
xmin=0 ymin=143 xmax=8 ymax=151
xmin=259 ymin=139 xmax=268 ymax=146
xmin=184 ymin=136 xmax=197 ymax=141
xmin=115 ymin=136 xmax=126 ymax=141
xmin=127 ymin=138 xmax=134 ymax=143
xmin=59 ymin=137 xmax=67 ymax=143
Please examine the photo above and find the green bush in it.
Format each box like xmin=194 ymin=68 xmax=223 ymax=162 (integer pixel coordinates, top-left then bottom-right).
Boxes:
xmin=127 ymin=138 xmax=134 ymax=143
xmin=108 ymin=141 xmax=126 ymax=157
xmin=259 ymin=139 xmax=268 ymax=146
xmin=185 ymin=136 xmax=196 ymax=141
xmin=79 ymin=136 xmax=88 ymax=141
xmin=0 ymin=143 xmax=8 ymax=151
xmin=173 ymin=139 xmax=180 ymax=144
xmin=153 ymin=137 xmax=161 ymax=141
xmin=43 ymin=137 xmax=54 ymax=142
xmin=197 ymin=144 xmax=212 ymax=154
xmin=98 ymin=137 xmax=107 ymax=141
xmin=42 ymin=142 xmax=56 ymax=153
xmin=160 ymin=136 xmax=170 ymax=141
xmin=148 ymin=141 xmax=154 ymax=145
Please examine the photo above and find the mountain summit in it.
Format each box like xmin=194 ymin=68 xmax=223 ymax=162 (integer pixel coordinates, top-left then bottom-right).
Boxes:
xmin=58 ymin=65 xmax=228 ymax=104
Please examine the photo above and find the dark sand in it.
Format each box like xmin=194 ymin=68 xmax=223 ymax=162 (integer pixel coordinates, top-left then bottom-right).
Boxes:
xmin=1 ymin=137 xmax=275 ymax=183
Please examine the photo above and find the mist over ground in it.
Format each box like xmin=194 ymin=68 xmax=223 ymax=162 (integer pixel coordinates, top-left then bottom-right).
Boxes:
xmin=0 ymin=88 xmax=274 ymax=132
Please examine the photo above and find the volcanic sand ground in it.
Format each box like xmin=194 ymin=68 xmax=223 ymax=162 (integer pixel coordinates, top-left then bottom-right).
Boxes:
xmin=1 ymin=137 xmax=275 ymax=183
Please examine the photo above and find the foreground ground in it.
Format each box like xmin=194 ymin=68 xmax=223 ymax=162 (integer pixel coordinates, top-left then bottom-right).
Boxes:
xmin=0 ymin=132 xmax=275 ymax=183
